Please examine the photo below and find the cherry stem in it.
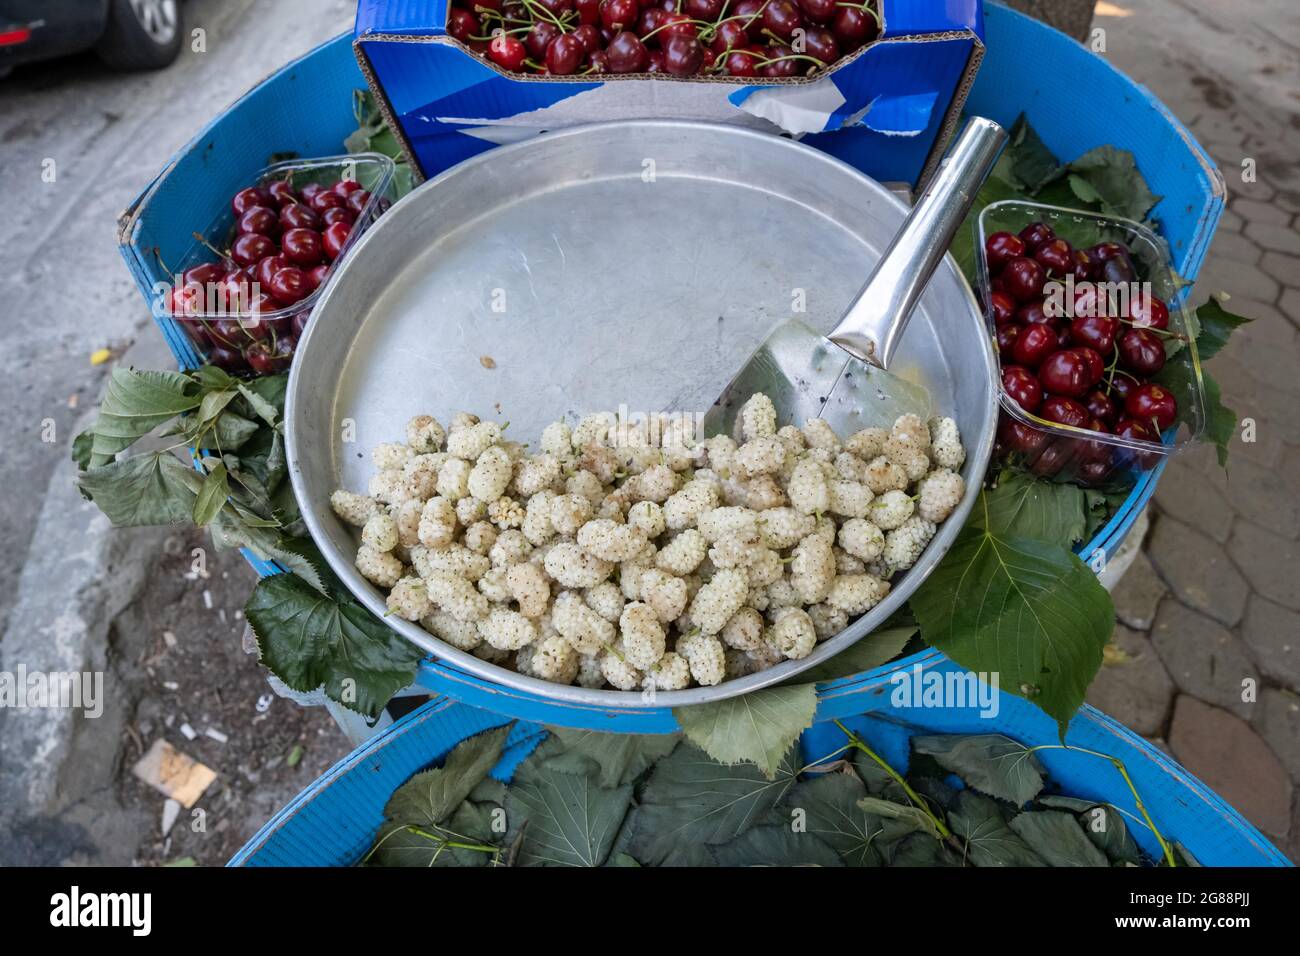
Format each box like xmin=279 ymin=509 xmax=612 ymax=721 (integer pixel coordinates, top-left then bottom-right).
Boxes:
xmin=520 ymin=0 xmax=565 ymax=29
xmin=191 ymin=231 xmax=229 ymax=261
xmin=469 ymin=28 xmax=528 ymax=38
xmin=752 ymin=51 xmax=827 ymax=70
xmin=641 ymin=17 xmax=713 ymax=42
xmin=523 ymin=56 xmax=545 ymax=70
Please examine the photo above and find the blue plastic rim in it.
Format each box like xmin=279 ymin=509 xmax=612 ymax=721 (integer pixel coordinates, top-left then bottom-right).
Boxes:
xmin=120 ymin=5 xmax=1217 ymax=734
xmin=230 ymin=654 xmax=1290 ymax=867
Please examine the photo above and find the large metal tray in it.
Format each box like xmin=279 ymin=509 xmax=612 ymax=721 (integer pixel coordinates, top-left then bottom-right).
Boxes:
xmin=286 ymin=120 xmax=999 ymax=708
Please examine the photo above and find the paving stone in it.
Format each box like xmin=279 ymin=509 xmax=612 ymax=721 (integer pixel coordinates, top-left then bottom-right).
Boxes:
xmin=1217 ymin=455 xmax=1300 ymax=538
xmin=1148 ymin=517 xmax=1250 ymax=627
xmin=1230 ymin=197 xmax=1292 ymax=227
xmin=1193 ymin=255 xmax=1280 ymax=304
xmin=1208 ymin=229 xmax=1262 ymax=264
xmin=1113 ymin=550 xmax=1167 ymax=630
xmin=1245 ymin=221 xmax=1300 ymax=256
xmin=1154 ymin=461 xmax=1235 ymax=543
xmin=1260 ymin=250 xmax=1300 ymax=288
xmin=1086 ymin=625 xmax=1174 ymax=736
xmin=1217 ymin=206 xmax=1245 ymax=233
xmin=1227 ymin=520 xmax=1300 ymax=611
xmin=1280 ymin=287 xmax=1300 ymax=329
xmin=1167 ymin=695 xmax=1293 ymax=839
xmin=1241 ymin=595 xmax=1300 ymax=691
xmin=1252 ymin=688 xmax=1300 ymax=780
xmin=1150 ymin=601 xmax=1258 ymax=717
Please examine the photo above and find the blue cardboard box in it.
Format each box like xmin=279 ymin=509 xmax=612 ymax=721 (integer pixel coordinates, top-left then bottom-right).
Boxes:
xmin=353 ymin=0 xmax=985 ymax=187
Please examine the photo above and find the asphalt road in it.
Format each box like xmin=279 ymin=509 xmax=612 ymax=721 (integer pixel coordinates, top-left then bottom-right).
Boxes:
xmin=0 ymin=0 xmax=355 ymax=635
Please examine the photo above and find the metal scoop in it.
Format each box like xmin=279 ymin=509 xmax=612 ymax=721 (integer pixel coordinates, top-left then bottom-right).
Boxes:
xmin=705 ymin=117 xmax=1007 ymax=440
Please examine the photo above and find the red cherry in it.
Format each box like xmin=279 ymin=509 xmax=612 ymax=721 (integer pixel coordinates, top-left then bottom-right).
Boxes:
xmin=280 ymin=203 xmax=321 ymax=231
xmin=269 ymin=266 xmax=311 ymax=305
xmin=1118 ymin=327 xmax=1166 ymax=375
xmin=1125 ymin=383 xmax=1178 ymax=430
xmin=322 ymin=221 xmax=352 ymax=261
xmin=762 ymin=0 xmax=803 ymax=38
xmin=237 ymin=205 xmax=280 ymax=239
xmin=802 ymin=26 xmax=838 ymax=64
xmin=267 ymin=180 xmax=298 ymax=208
xmin=1011 ymin=323 xmax=1057 ymax=368
xmin=256 ymin=253 xmax=290 ymax=292
xmin=999 ymin=416 xmax=1050 ymax=455
xmin=1029 ymin=440 xmax=1072 ymax=478
xmin=1070 ymin=315 xmax=1119 ymax=353
xmin=322 ymin=206 xmax=355 ymax=228
xmin=1018 ymin=222 xmax=1055 ymax=253
xmin=232 ymin=186 xmax=273 ymax=216
xmin=1001 ymin=365 xmax=1043 ymax=414
xmin=1034 ymin=238 xmax=1074 ymax=277
xmin=1106 ymin=373 xmax=1137 ymax=405
xmin=1001 ymin=256 xmax=1046 ymax=302
xmin=601 ymin=0 xmax=639 ymax=31
xmin=759 ymin=43 xmax=798 ymax=76
xmin=798 ymin=0 xmax=836 ymax=19
xmin=685 ymin=0 xmax=722 ymax=18
xmin=989 ymin=290 xmax=1016 ymax=325
xmin=832 ymin=5 xmax=876 ymax=45
xmin=662 ymin=34 xmax=704 ymax=74
xmin=1128 ymin=292 xmax=1170 ymax=330
xmin=448 ymin=7 xmax=478 ymax=42
xmin=657 ymin=12 xmax=697 ymax=41
xmin=984 ymin=231 xmax=1026 ymax=271
xmin=1090 ymin=241 xmax=1127 ymax=263
xmin=545 ymin=33 xmax=586 ymax=75
xmin=1039 ymin=396 xmax=1090 ymax=429
xmin=1084 ymin=388 xmax=1118 ymax=424
xmin=720 ymin=47 xmax=760 ymax=76
xmin=1038 ymin=349 xmax=1093 ymax=398
xmin=606 ymin=31 xmax=649 ymax=71
xmin=182 ymin=261 xmax=225 ymax=289
xmin=1071 ymin=249 xmax=1094 ymax=282
xmin=710 ymin=19 xmax=748 ymax=53
xmin=733 ymin=0 xmax=767 ymax=38
xmin=645 ymin=49 xmax=665 ymax=72
xmin=1079 ymin=348 xmax=1105 ymax=386
xmin=230 ymin=233 xmax=276 ymax=268
xmin=996 ymin=323 xmax=1021 ymax=359
xmin=1017 ymin=300 xmax=1052 ymax=325
xmin=282 ymin=227 xmax=325 ymax=267
xmin=308 ymin=263 xmax=331 ymax=290
xmin=245 ymin=338 xmax=294 ymax=375
xmin=1115 ymin=417 xmax=1159 ymax=444
xmin=345 ymin=189 xmax=372 ymax=216
xmin=487 ymin=33 xmax=527 ymax=70
xmin=526 ymin=20 xmax=561 ymax=59
xmin=571 ymin=23 xmax=601 ymax=53
xmin=309 ymin=189 xmax=346 ymax=215
xmin=576 ymin=0 xmax=601 ymax=23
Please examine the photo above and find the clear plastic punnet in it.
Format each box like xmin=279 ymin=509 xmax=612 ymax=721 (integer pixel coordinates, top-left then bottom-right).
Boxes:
xmin=975 ymin=199 xmax=1207 ymax=487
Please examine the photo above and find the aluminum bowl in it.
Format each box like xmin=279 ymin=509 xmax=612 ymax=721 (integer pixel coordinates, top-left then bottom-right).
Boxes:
xmin=286 ymin=120 xmax=998 ymax=709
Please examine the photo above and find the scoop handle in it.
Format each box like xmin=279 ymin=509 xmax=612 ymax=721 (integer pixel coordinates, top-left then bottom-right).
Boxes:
xmin=829 ymin=116 xmax=1007 ymax=368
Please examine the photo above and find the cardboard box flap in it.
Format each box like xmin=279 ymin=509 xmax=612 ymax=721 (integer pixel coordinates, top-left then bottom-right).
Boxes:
xmin=880 ymin=0 xmax=983 ymax=37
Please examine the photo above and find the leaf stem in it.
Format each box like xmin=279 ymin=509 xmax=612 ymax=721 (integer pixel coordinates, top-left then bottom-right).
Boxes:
xmin=832 ymin=719 xmax=952 ymax=839
xmin=1025 ymin=743 xmax=1175 ymax=866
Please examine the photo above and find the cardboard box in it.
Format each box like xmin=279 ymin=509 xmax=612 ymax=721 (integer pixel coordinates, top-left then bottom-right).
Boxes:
xmin=354 ymin=0 xmax=984 ymax=187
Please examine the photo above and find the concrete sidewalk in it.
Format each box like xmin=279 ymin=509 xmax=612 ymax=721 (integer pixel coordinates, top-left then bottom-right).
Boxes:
xmin=1085 ymin=0 xmax=1300 ymax=861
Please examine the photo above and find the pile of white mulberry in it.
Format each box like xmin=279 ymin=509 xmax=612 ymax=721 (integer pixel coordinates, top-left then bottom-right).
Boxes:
xmin=329 ymin=393 xmax=966 ymax=692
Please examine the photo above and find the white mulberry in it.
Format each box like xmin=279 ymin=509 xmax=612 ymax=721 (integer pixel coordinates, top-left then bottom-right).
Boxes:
xmin=872 ymin=489 xmax=914 ymax=531
xmin=663 ymin=478 xmax=720 ymax=530
xmin=788 ymin=459 xmax=830 ymax=515
xmin=487 ymin=496 xmax=525 ymax=530
xmin=356 ymin=545 xmax=403 ymax=588
xmin=552 ymin=591 xmax=615 ymax=654
xmin=882 ymin=516 xmax=937 ymax=571
xmin=678 ymin=633 xmax=726 ymax=686
xmin=769 ymin=606 xmax=817 ymax=660
xmin=447 ymin=421 xmax=502 ymax=460
xmin=838 ymin=518 xmax=885 ymax=561
xmin=738 ymin=392 xmax=777 ymax=441
xmin=544 ymin=542 xmax=614 ymax=588
xmin=387 ymin=576 xmax=432 ymax=621
xmin=655 ymin=529 xmax=708 ymax=576
xmin=620 ymin=603 xmax=667 ymax=670
xmin=637 ymin=569 xmax=688 ymax=624
xmin=720 ymin=606 xmax=764 ymax=651
xmin=643 ymin=652 xmax=690 ymax=691
xmin=406 ymin=415 xmax=446 ymax=453
xmin=790 ymin=534 xmax=835 ymax=605
xmin=361 ymin=513 xmax=399 ymax=552
xmin=478 ymin=608 xmax=537 ymax=650
xmin=917 ymin=469 xmax=964 ymax=523
xmin=467 ymin=446 xmax=513 ymax=502
xmin=418 ymin=497 xmax=457 ymax=549
xmin=506 ymin=562 xmax=551 ymax=618
xmin=436 ymin=457 xmax=472 ymax=500
xmin=331 ymin=489 xmax=382 ymax=527
xmin=826 ymin=574 xmax=890 ymax=615
xmin=577 ymin=518 xmax=648 ymax=562
xmin=686 ymin=568 xmax=749 ymax=635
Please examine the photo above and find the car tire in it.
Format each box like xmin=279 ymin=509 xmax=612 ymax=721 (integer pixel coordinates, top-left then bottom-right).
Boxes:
xmin=95 ymin=0 xmax=183 ymax=70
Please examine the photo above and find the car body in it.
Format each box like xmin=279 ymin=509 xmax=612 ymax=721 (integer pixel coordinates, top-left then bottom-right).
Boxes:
xmin=0 ymin=0 xmax=182 ymax=75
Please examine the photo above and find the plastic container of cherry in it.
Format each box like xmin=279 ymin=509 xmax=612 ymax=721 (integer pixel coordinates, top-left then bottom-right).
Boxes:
xmin=975 ymin=199 xmax=1207 ymax=488
xmin=161 ymin=152 xmax=397 ymax=376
